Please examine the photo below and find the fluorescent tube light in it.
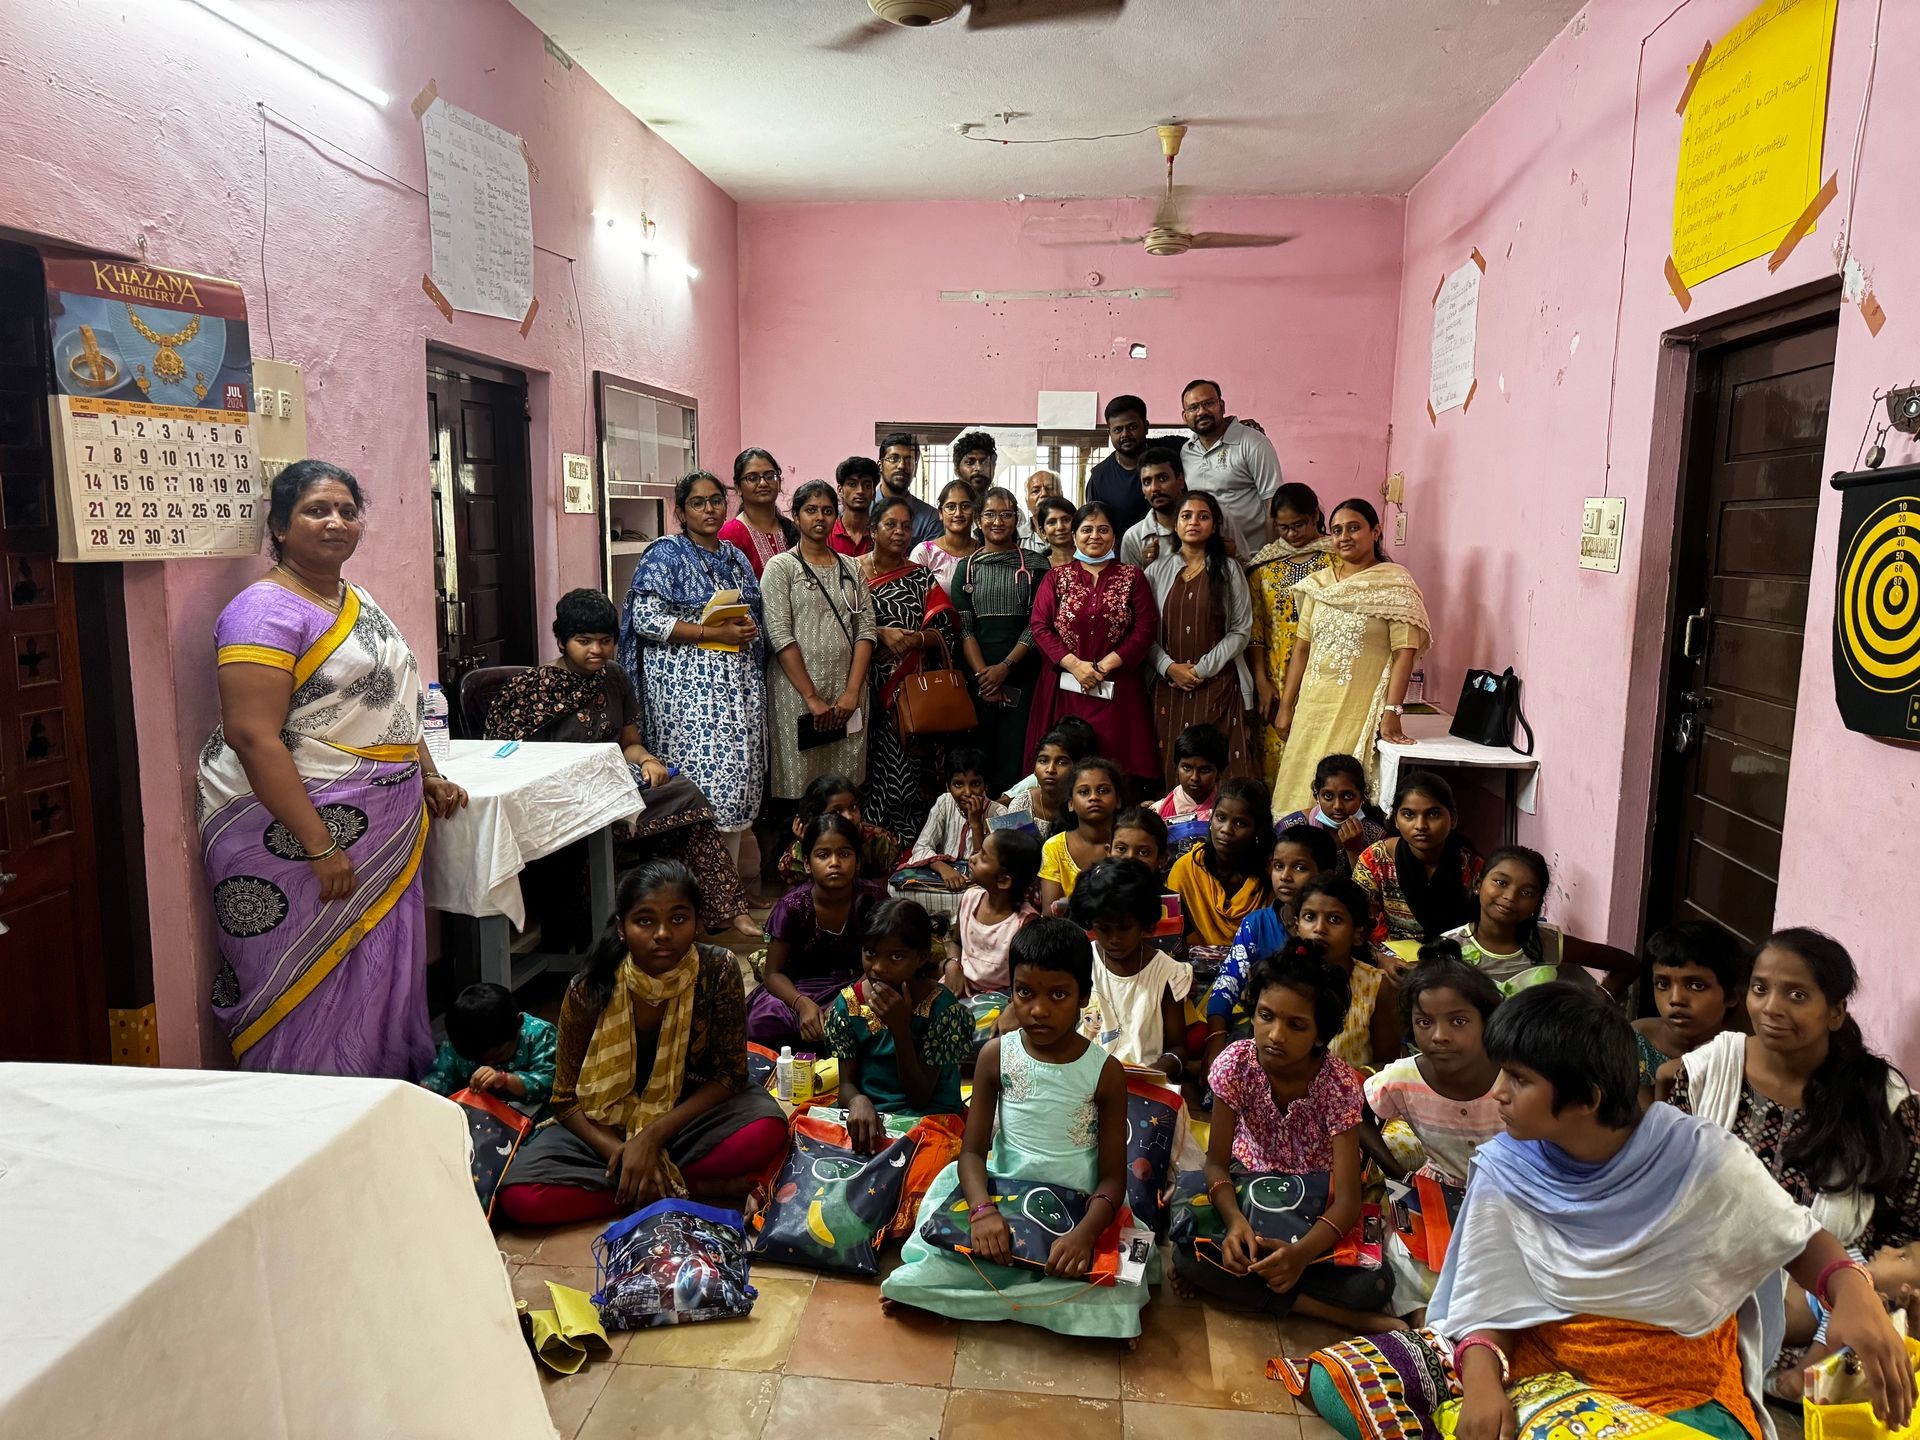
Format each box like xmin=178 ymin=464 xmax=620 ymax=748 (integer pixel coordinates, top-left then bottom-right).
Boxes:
xmin=188 ymin=0 xmax=390 ymax=107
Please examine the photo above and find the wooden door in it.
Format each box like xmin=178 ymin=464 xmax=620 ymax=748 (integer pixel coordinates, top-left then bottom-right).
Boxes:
xmin=0 ymin=245 xmax=108 ymax=1061
xmin=1648 ymin=315 xmax=1837 ymax=946
xmin=427 ymin=362 xmax=535 ymax=732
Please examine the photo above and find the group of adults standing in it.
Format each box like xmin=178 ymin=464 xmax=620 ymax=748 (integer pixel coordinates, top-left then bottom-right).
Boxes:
xmin=192 ymin=383 xmax=1432 ymax=1082
xmin=616 ymin=384 xmax=1435 ymax=859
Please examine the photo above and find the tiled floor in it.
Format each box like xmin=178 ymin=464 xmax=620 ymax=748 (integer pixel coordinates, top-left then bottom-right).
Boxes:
xmin=496 ymin=1220 xmax=1357 ymax=1440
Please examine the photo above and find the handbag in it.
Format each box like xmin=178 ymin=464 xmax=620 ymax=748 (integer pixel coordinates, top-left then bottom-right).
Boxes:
xmin=1449 ymin=666 xmax=1535 ymax=753
xmin=894 ymin=633 xmax=979 ymax=737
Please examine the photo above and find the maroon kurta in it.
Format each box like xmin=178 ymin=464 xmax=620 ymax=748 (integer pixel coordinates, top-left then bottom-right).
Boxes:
xmin=1025 ymin=560 xmax=1161 ymax=780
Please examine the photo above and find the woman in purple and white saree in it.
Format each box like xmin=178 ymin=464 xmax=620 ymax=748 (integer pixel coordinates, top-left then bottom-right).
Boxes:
xmin=197 ymin=461 xmax=468 ymax=1078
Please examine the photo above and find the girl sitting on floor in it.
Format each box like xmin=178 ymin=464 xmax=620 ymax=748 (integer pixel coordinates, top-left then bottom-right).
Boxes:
xmin=1038 ymin=756 xmax=1124 ymax=914
xmin=1669 ymin=927 xmax=1919 ymax=1401
xmin=495 ymin=861 xmax=787 ymax=1225
xmin=881 ymin=918 xmax=1147 ymax=1340
xmin=1206 ymin=822 xmax=1342 ymax=1068
xmin=1441 ymin=845 xmax=1638 ymax=1000
xmin=1276 ymin=752 xmax=1388 ymax=860
xmin=749 ymin=814 xmax=890 ymax=1049
xmin=1353 ymin=771 xmax=1481 ymax=973
xmin=1109 ymin=806 xmax=1170 ymax=877
xmin=1294 ymin=872 xmax=1402 ymax=1070
xmin=1070 ymin=857 xmax=1194 ymax=1079
xmin=901 ymin=747 xmax=1003 ymax=892
xmin=777 ymin=772 xmax=901 ymax=887
xmin=997 ymin=715 xmax=1096 ymax=829
xmin=1168 ymin=776 xmax=1275 ymax=948
xmin=828 ymin=898 xmax=972 ymax=1152
xmin=1278 ymin=984 xmax=1915 ymax=1440
xmin=1631 ymin=920 xmax=1745 ymax=1102
xmin=948 ymin=827 xmax=1042 ymax=998
xmin=1176 ymin=942 xmax=1399 ymax=1332
xmin=1364 ymin=944 xmax=1504 ymax=1322
xmin=1151 ymin=721 xmax=1227 ymax=856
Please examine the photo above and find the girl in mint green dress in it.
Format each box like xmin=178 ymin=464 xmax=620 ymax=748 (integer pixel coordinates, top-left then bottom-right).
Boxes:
xmin=881 ymin=918 xmax=1148 ymax=1339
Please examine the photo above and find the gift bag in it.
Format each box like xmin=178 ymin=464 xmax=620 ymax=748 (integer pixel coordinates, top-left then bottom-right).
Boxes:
xmin=1124 ymin=1073 xmax=1184 ymax=1235
xmin=1387 ymin=1168 xmax=1466 ymax=1269
xmin=967 ymin=991 xmax=1009 ymax=1053
xmin=1165 ymin=816 xmax=1209 ymax=859
xmin=451 ymin=1086 xmax=534 ymax=1220
xmin=889 ymin=860 xmax=969 ymax=893
xmin=592 ymin=1199 xmax=757 ymax=1330
xmin=921 ymin=1176 xmax=1124 ymax=1283
xmin=1437 ymin=1373 xmax=1701 ymax=1440
xmin=1170 ymin=1168 xmax=1380 ymax=1269
xmin=749 ymin=1117 xmax=916 ymax=1275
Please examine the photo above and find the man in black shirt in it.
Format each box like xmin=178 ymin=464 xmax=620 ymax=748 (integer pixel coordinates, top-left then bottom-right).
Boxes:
xmin=952 ymin=430 xmax=997 ymax=497
xmin=878 ymin=431 xmax=941 ymax=544
xmin=1083 ymin=394 xmax=1152 ymax=534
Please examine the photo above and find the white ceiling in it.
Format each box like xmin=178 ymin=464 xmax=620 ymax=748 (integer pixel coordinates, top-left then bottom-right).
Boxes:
xmin=510 ymin=0 xmax=1589 ymax=202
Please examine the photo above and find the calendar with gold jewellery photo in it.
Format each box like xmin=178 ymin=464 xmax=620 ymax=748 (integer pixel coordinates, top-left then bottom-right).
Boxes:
xmin=44 ymin=256 xmax=262 ymax=562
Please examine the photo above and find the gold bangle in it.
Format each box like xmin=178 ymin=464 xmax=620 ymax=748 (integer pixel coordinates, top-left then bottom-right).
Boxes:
xmin=304 ymin=839 xmax=341 ymax=862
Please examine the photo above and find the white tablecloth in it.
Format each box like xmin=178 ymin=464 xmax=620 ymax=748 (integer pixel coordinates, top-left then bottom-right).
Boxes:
xmin=0 ymin=1065 xmax=555 ymax=1439
xmin=424 ymin=739 xmax=642 ymax=926
xmin=1375 ymin=709 xmax=1540 ymax=813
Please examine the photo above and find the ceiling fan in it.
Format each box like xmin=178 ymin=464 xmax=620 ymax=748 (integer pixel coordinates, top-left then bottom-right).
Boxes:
xmin=1065 ymin=125 xmax=1295 ymax=258
xmin=826 ymin=0 xmax=1126 ymax=52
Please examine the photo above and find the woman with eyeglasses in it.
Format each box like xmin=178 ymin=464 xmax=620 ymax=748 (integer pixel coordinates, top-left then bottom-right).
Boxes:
xmin=954 ymin=485 xmax=1040 ymax=794
xmin=909 ymin=479 xmax=983 ymax=597
xmin=1246 ymin=482 xmax=1333 ymax=786
xmin=1025 ymin=501 xmax=1161 ymax=793
xmin=863 ymin=492 xmax=966 ymax=845
xmin=620 ymin=471 xmax=768 ymax=849
xmin=717 ymin=447 xmax=796 ymax=580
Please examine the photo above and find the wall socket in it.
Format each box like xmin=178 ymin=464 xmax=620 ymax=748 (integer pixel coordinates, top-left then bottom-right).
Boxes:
xmin=1395 ymin=511 xmax=1409 ymax=546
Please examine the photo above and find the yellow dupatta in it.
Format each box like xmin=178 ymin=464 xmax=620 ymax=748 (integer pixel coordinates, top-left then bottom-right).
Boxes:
xmin=574 ymin=950 xmax=700 ymax=1192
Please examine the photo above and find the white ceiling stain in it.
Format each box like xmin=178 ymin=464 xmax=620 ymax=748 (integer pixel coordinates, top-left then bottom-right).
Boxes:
xmin=510 ymin=0 xmax=1590 ymax=202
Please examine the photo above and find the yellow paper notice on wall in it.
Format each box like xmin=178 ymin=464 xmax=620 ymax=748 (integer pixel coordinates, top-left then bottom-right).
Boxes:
xmin=1671 ymin=0 xmax=1836 ymax=288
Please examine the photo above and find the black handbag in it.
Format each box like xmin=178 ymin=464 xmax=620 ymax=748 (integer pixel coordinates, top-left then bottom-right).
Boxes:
xmin=1449 ymin=667 xmax=1535 ymax=753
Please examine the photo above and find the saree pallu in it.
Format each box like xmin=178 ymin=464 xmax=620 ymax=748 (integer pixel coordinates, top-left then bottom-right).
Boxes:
xmin=198 ymin=581 xmax=433 ymax=1079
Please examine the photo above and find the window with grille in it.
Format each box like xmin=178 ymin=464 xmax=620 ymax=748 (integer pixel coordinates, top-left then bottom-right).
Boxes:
xmin=873 ymin=423 xmax=1187 ymax=506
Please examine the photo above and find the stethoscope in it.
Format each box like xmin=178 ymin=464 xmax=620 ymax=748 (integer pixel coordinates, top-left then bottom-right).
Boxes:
xmin=959 ymin=546 xmax=1034 ymax=604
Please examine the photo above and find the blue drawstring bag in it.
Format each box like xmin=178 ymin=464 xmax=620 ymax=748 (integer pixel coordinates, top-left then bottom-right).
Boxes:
xmin=591 ymin=1199 xmax=756 ymax=1329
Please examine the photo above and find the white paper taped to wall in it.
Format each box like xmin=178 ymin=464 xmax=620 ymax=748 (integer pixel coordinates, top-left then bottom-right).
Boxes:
xmin=420 ymin=97 xmax=534 ymax=322
xmin=1429 ymin=260 xmax=1481 ymax=416
xmin=968 ymin=425 xmax=1038 ymax=466
xmin=1037 ymin=390 xmax=1098 ymax=430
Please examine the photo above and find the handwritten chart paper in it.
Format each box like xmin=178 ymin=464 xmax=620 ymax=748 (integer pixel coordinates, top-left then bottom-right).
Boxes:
xmin=1671 ymin=0 xmax=1836 ymax=287
xmin=421 ymin=98 xmax=534 ymax=321
xmin=1429 ymin=261 xmax=1481 ymax=416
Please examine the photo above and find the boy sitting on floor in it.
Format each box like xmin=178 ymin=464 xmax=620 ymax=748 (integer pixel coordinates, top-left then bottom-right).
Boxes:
xmin=421 ymin=982 xmax=558 ymax=1119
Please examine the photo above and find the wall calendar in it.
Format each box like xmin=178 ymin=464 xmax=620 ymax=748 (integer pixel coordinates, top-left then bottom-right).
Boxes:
xmin=44 ymin=257 xmax=263 ymax=562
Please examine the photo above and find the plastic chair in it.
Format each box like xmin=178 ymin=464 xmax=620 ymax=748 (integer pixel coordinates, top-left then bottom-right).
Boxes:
xmin=459 ymin=664 xmax=529 ymax=737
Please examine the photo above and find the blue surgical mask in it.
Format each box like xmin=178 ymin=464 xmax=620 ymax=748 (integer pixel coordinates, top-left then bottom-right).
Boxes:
xmin=1073 ymin=548 xmax=1110 ymax=565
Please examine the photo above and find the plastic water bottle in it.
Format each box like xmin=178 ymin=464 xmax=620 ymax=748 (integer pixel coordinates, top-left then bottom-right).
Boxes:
xmin=775 ymin=1045 xmax=796 ymax=1103
xmin=423 ymin=681 xmax=452 ymax=767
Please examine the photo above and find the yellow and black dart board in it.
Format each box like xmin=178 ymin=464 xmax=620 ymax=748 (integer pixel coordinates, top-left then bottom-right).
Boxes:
xmin=1831 ymin=464 xmax=1920 ymax=739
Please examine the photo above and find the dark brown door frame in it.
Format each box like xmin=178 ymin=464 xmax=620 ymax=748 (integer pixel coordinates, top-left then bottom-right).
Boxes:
xmin=1613 ymin=279 xmax=1843 ymax=949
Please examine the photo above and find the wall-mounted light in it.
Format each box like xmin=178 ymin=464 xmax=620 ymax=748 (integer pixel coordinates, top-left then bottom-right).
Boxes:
xmin=591 ymin=210 xmax=699 ymax=281
xmin=186 ymin=0 xmax=389 ymax=107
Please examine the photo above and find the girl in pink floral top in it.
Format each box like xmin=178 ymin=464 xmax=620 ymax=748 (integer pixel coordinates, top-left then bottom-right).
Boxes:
xmin=1175 ymin=941 xmax=1399 ymax=1331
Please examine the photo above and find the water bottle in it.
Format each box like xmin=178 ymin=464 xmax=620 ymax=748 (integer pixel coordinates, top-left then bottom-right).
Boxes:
xmin=775 ymin=1045 xmax=796 ymax=1103
xmin=423 ymin=681 xmax=452 ymax=767
xmin=1408 ymin=668 xmax=1426 ymax=706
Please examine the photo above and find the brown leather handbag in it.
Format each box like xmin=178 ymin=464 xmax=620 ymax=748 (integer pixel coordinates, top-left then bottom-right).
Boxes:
xmin=893 ymin=635 xmax=979 ymax=738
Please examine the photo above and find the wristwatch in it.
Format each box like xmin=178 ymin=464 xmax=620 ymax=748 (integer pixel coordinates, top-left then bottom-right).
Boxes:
xmin=1382 ymin=704 xmax=1405 ymax=715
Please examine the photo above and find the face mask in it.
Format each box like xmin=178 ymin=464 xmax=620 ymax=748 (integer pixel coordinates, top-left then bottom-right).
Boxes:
xmin=1073 ymin=547 xmax=1110 ymax=564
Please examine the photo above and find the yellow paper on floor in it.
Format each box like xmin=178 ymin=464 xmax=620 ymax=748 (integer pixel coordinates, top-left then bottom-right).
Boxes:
xmin=526 ymin=1281 xmax=610 ymax=1374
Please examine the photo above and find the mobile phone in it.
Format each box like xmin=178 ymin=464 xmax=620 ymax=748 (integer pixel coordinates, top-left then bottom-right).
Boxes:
xmin=998 ymin=686 xmax=1024 ymax=708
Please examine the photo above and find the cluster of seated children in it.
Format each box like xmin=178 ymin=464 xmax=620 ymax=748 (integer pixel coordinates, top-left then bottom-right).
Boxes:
xmin=422 ymin=722 xmax=1920 ymax=1437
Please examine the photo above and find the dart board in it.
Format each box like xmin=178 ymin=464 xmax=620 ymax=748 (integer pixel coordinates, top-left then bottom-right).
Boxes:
xmin=1830 ymin=466 xmax=1920 ymax=739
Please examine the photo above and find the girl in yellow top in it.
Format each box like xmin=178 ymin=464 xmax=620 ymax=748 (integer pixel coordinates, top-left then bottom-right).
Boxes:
xmin=1168 ymin=778 xmax=1275 ymax=947
xmin=1038 ymin=757 xmax=1122 ymax=915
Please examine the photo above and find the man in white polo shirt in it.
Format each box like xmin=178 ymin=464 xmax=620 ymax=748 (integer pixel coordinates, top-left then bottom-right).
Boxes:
xmin=1179 ymin=378 xmax=1281 ymax=554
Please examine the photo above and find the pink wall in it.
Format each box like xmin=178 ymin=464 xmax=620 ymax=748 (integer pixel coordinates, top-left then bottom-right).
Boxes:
xmin=737 ymin=197 xmax=1405 ymax=497
xmin=0 ymin=0 xmax=740 ymax=1064
xmin=1386 ymin=0 xmax=1920 ymax=1073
